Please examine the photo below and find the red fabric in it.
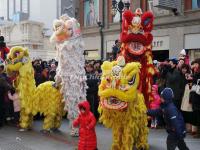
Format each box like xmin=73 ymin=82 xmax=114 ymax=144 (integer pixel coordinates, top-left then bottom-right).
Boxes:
xmin=0 ymin=47 xmax=9 ymax=60
xmin=120 ymin=32 xmax=153 ymax=46
xmin=73 ymin=101 xmax=97 ymax=150
xmin=123 ymin=10 xmax=134 ymax=24
xmin=185 ymin=55 xmax=190 ymax=65
xmin=120 ymin=10 xmax=153 ymax=45
xmin=150 ymin=84 xmax=161 ymax=109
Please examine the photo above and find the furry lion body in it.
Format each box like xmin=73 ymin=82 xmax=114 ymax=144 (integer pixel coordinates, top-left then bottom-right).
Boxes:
xmin=6 ymin=46 xmax=64 ymax=130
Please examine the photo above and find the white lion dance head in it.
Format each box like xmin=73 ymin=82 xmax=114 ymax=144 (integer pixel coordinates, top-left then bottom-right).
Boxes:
xmin=50 ymin=14 xmax=82 ymax=43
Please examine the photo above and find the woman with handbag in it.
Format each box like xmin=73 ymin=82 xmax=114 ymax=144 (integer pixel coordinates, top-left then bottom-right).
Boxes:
xmin=190 ymin=58 xmax=200 ymax=138
xmin=181 ymin=64 xmax=193 ymax=133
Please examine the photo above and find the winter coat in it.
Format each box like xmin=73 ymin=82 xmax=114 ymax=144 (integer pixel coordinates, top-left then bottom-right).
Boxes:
xmin=166 ymin=68 xmax=185 ymax=109
xmin=86 ymin=72 xmax=99 ymax=94
xmin=73 ymin=101 xmax=97 ymax=150
xmin=190 ymin=72 xmax=200 ymax=111
xmin=0 ymin=47 xmax=9 ymax=60
xmin=147 ymin=88 xmax=186 ymax=139
xmin=150 ymin=84 xmax=161 ymax=109
xmin=0 ymin=77 xmax=10 ymax=105
xmin=8 ymin=92 xmax=20 ymax=112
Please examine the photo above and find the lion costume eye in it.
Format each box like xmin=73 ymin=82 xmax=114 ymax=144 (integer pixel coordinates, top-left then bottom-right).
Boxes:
xmin=106 ymin=77 xmax=111 ymax=83
xmin=128 ymin=75 xmax=136 ymax=85
xmin=14 ymin=51 xmax=20 ymax=58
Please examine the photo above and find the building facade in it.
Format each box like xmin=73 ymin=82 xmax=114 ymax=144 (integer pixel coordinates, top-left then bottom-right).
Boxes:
xmin=0 ymin=0 xmax=77 ymax=60
xmin=0 ymin=0 xmax=76 ymax=35
xmin=0 ymin=20 xmax=55 ymax=60
xmin=78 ymin=0 xmax=200 ymax=61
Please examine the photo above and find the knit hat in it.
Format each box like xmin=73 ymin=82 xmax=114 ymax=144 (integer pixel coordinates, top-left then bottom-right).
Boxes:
xmin=0 ymin=36 xmax=4 ymax=41
xmin=160 ymin=88 xmax=174 ymax=103
xmin=180 ymin=49 xmax=186 ymax=56
xmin=170 ymin=58 xmax=178 ymax=65
xmin=0 ymin=36 xmax=6 ymax=47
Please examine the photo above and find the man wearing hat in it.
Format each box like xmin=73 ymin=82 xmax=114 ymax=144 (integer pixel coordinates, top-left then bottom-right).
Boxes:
xmin=0 ymin=36 xmax=9 ymax=60
xmin=165 ymin=58 xmax=184 ymax=110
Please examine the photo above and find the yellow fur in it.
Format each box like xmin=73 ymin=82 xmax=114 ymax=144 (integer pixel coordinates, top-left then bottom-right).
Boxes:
xmin=6 ymin=46 xmax=64 ymax=130
xmin=98 ymin=59 xmax=149 ymax=150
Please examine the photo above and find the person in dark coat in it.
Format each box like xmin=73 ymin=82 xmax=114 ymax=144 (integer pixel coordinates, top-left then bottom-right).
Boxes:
xmin=190 ymin=58 xmax=200 ymax=137
xmin=33 ymin=60 xmax=43 ymax=86
xmin=147 ymin=88 xmax=189 ymax=150
xmin=86 ymin=64 xmax=100 ymax=120
xmin=111 ymin=40 xmax=121 ymax=60
xmin=73 ymin=100 xmax=97 ymax=150
xmin=0 ymin=61 xmax=10 ymax=127
xmin=166 ymin=59 xmax=184 ymax=109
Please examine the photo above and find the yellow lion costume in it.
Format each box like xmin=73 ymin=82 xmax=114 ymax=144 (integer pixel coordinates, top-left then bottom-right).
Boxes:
xmin=5 ymin=46 xmax=64 ymax=131
xmin=98 ymin=56 xmax=149 ymax=150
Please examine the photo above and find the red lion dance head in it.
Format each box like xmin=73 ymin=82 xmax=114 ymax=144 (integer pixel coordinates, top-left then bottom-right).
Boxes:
xmin=119 ymin=8 xmax=156 ymax=106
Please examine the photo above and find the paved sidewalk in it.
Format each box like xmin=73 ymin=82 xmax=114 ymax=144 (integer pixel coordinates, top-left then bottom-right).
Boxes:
xmin=0 ymin=120 xmax=199 ymax=150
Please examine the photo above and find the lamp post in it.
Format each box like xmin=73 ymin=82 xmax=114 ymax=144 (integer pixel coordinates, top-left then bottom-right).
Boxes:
xmin=112 ymin=0 xmax=130 ymax=31
xmin=97 ymin=21 xmax=104 ymax=61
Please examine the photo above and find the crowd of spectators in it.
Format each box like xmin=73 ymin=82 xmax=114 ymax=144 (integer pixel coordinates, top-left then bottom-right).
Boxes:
xmin=1 ymin=43 xmax=200 ymax=140
xmin=32 ymin=59 xmax=58 ymax=86
xmin=152 ymin=57 xmax=200 ymax=138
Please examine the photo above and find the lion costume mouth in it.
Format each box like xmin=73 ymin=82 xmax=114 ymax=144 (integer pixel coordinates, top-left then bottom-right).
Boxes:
xmin=101 ymin=97 xmax=128 ymax=110
xmin=128 ymin=42 xmax=145 ymax=55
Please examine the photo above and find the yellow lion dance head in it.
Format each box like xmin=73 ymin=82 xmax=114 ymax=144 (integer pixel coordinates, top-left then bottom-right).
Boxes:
xmin=5 ymin=46 xmax=31 ymax=76
xmin=99 ymin=56 xmax=141 ymax=110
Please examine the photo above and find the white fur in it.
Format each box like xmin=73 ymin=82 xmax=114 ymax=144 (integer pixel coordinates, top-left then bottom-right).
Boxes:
xmin=53 ymin=16 xmax=87 ymax=120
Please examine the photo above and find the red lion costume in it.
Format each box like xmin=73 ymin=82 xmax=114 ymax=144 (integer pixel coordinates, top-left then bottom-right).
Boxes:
xmin=119 ymin=8 xmax=156 ymax=106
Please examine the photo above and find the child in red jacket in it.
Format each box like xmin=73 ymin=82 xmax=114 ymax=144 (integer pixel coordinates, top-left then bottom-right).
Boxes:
xmin=150 ymin=84 xmax=161 ymax=128
xmin=73 ymin=100 xmax=97 ymax=150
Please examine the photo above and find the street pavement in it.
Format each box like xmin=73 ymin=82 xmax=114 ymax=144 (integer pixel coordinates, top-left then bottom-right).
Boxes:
xmin=0 ymin=120 xmax=200 ymax=150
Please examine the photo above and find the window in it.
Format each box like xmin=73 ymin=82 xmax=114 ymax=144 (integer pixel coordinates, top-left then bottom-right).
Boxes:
xmin=0 ymin=0 xmax=8 ymax=20
xmin=15 ymin=0 xmax=20 ymax=12
xmin=148 ymin=0 xmax=153 ymax=11
xmin=192 ymin=0 xmax=200 ymax=9
xmin=112 ymin=0 xmax=120 ymax=23
xmin=57 ymin=0 xmax=61 ymax=17
xmin=148 ymin=0 xmax=170 ymax=16
xmin=9 ymin=0 xmax=14 ymax=19
xmin=22 ymin=0 xmax=28 ymax=13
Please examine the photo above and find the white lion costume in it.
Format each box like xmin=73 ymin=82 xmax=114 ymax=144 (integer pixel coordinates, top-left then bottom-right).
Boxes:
xmin=50 ymin=15 xmax=87 ymax=136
